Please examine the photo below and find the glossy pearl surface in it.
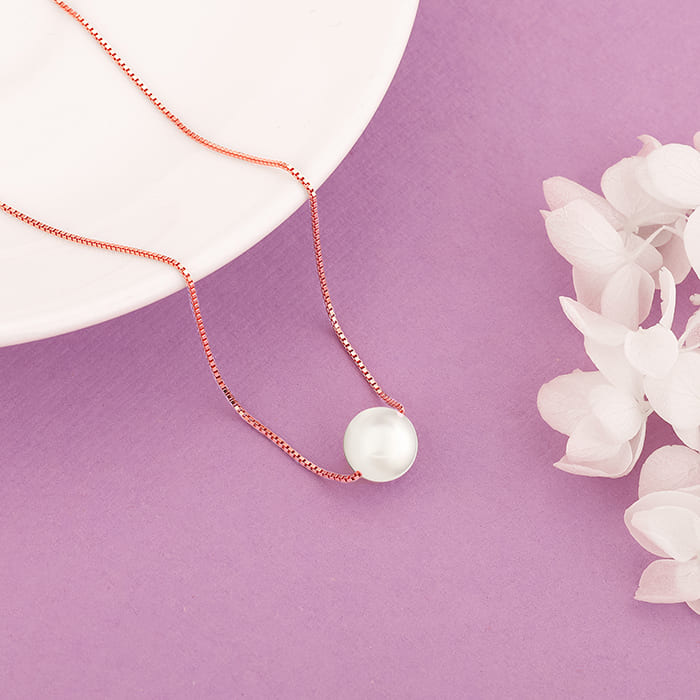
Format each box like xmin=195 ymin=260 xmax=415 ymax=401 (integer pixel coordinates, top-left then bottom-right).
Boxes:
xmin=343 ymin=407 xmax=418 ymax=482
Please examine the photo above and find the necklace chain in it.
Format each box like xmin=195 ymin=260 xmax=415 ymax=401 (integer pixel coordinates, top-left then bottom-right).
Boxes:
xmin=0 ymin=0 xmax=406 ymax=482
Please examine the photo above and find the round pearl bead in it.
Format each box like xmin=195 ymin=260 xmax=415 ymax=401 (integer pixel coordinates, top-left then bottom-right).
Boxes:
xmin=343 ymin=407 xmax=418 ymax=482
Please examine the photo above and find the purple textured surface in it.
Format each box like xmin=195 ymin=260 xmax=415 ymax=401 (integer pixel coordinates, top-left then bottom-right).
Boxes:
xmin=5 ymin=0 xmax=700 ymax=697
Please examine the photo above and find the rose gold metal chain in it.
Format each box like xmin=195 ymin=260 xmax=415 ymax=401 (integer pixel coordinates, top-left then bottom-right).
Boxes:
xmin=0 ymin=0 xmax=407 ymax=482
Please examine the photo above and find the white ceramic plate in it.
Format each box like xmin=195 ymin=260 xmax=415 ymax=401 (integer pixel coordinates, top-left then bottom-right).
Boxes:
xmin=0 ymin=0 xmax=418 ymax=346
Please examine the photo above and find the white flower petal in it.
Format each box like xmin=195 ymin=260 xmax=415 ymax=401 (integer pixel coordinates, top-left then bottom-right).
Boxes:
xmin=630 ymin=421 xmax=647 ymax=473
xmin=589 ymin=384 xmax=643 ymax=442
xmin=542 ymin=178 xmax=626 ymax=229
xmin=559 ymin=296 xmax=628 ymax=346
xmin=537 ymin=370 xmax=607 ymax=436
xmin=687 ymin=597 xmax=700 ymax=614
xmin=682 ymin=308 xmax=700 ymax=351
xmin=636 ymin=134 xmax=662 ymax=157
xmin=659 ymin=267 xmax=676 ymax=328
xmin=634 ymin=162 xmax=677 ymax=216
xmin=601 ymin=157 xmax=650 ymax=219
xmin=601 ymin=156 xmax=677 ymax=226
xmin=554 ymin=440 xmax=634 ymax=478
xmin=625 ymin=491 xmax=700 ymax=559
xmin=635 ymin=558 xmax=700 ymax=603
xmin=683 ymin=208 xmax=700 ymax=279
xmin=566 ymin=415 xmax=621 ymax=462
xmin=544 ymin=200 xmax=626 ymax=274
xmin=584 ymin=338 xmax=644 ymax=399
xmin=675 ymin=425 xmax=700 ymax=452
xmin=631 ymin=508 xmax=700 ymax=561
xmin=600 ymin=263 xmax=655 ymax=329
xmin=552 ymin=456 xmax=607 ymax=477
xmin=624 ymin=326 xmax=678 ymax=379
xmin=656 ymin=232 xmax=692 ymax=284
xmin=572 ymin=267 xmax=607 ymax=312
xmin=638 ymin=445 xmax=700 ymax=498
xmin=644 ymin=352 xmax=700 ymax=429
xmin=644 ymin=143 xmax=700 ymax=209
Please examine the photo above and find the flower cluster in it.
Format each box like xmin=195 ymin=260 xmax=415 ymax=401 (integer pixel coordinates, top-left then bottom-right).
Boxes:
xmin=538 ymin=134 xmax=700 ymax=614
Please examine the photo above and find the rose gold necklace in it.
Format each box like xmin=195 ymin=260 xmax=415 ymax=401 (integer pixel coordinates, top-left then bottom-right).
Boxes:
xmin=1 ymin=0 xmax=418 ymax=483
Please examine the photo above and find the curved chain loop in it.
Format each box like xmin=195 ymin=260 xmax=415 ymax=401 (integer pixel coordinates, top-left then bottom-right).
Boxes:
xmin=0 ymin=1 xmax=408 ymax=481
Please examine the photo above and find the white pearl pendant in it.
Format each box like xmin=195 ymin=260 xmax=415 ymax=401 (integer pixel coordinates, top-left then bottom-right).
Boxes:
xmin=343 ymin=407 xmax=418 ymax=482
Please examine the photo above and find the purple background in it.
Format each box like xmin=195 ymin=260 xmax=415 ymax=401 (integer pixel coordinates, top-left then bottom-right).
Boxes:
xmin=4 ymin=0 xmax=700 ymax=697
